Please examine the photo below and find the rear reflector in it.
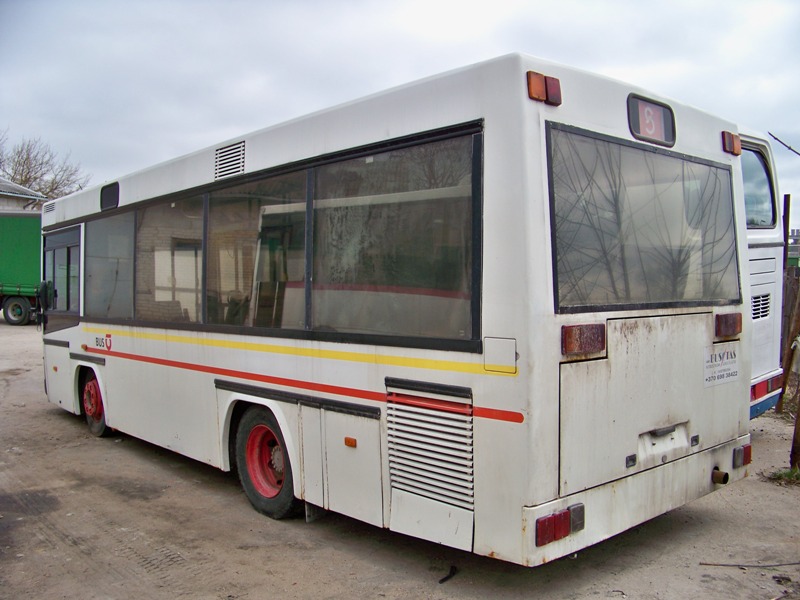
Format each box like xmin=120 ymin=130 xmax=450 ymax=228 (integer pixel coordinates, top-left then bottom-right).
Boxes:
xmin=722 ymin=131 xmax=742 ymax=156
xmin=527 ymin=71 xmax=562 ymax=106
xmin=715 ymin=313 xmax=742 ymax=337
xmin=562 ymin=324 xmax=605 ymax=356
xmin=536 ymin=503 xmax=585 ymax=547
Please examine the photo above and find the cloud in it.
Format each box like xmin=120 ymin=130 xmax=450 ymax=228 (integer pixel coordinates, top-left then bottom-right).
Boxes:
xmin=2 ymin=0 xmax=799 ymax=221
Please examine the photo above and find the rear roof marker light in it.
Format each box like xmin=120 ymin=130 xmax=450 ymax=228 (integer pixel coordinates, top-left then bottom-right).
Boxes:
xmin=527 ymin=71 xmax=562 ymax=106
xmin=722 ymin=131 xmax=742 ymax=156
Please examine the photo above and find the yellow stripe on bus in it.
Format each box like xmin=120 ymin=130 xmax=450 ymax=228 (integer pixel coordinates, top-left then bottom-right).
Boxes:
xmin=82 ymin=326 xmax=517 ymax=376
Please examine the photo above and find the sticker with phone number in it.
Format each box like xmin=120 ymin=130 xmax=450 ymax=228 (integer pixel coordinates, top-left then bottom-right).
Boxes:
xmin=704 ymin=342 xmax=739 ymax=388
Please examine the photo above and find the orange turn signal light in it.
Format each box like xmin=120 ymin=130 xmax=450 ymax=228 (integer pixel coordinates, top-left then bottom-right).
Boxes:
xmin=344 ymin=437 xmax=357 ymax=448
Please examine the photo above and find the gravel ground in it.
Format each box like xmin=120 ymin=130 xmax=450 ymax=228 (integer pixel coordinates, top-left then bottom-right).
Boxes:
xmin=1 ymin=321 xmax=798 ymax=600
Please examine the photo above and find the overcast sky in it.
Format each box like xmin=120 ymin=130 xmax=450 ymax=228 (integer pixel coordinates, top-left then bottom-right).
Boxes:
xmin=2 ymin=0 xmax=800 ymax=223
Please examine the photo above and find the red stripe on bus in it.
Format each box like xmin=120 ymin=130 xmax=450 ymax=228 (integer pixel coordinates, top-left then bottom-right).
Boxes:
xmin=474 ymin=406 xmax=526 ymax=424
xmin=86 ymin=348 xmax=384 ymax=402
xmin=387 ymin=392 xmax=473 ymax=415
xmin=85 ymin=348 xmax=524 ymax=423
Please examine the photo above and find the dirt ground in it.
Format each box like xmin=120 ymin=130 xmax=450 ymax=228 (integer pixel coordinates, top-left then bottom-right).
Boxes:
xmin=1 ymin=322 xmax=798 ymax=600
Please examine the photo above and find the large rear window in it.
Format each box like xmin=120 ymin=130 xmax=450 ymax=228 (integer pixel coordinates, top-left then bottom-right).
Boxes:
xmin=548 ymin=123 xmax=740 ymax=312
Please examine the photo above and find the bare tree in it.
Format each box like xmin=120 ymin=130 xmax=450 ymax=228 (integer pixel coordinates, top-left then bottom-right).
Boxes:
xmin=0 ymin=129 xmax=90 ymax=202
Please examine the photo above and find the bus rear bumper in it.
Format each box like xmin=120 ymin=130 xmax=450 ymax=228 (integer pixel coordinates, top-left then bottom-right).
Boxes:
xmin=750 ymin=390 xmax=781 ymax=419
xmin=521 ymin=434 xmax=751 ymax=567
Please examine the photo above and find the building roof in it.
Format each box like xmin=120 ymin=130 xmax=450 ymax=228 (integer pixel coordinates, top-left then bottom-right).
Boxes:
xmin=0 ymin=176 xmax=47 ymax=201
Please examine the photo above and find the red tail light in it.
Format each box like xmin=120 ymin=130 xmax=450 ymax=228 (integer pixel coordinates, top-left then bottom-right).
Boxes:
xmin=536 ymin=514 xmax=555 ymax=547
xmin=562 ymin=324 xmax=605 ymax=356
xmin=733 ymin=443 xmax=752 ymax=468
xmin=743 ymin=444 xmax=752 ymax=466
xmin=536 ymin=504 xmax=585 ymax=547
xmin=751 ymin=374 xmax=783 ymax=400
xmin=715 ymin=313 xmax=742 ymax=338
xmin=553 ymin=509 xmax=571 ymax=540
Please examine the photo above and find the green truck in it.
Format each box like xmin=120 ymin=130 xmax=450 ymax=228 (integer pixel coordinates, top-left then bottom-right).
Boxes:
xmin=0 ymin=210 xmax=41 ymax=325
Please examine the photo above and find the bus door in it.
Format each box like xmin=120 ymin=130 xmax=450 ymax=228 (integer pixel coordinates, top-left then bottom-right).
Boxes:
xmin=42 ymin=226 xmax=82 ymax=412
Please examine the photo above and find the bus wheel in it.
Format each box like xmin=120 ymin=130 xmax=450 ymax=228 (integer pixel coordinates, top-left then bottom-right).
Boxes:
xmin=82 ymin=371 xmax=110 ymax=437
xmin=235 ymin=407 xmax=300 ymax=519
xmin=3 ymin=296 xmax=31 ymax=326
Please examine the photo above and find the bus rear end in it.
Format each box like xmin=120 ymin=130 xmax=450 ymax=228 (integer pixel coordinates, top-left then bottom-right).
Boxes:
xmin=522 ymin=70 xmax=752 ymax=564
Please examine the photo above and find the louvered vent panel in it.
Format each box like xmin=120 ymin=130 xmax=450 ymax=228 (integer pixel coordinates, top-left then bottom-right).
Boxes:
xmin=752 ymin=293 xmax=770 ymax=320
xmin=43 ymin=203 xmax=55 ymax=213
xmin=214 ymin=141 xmax=245 ymax=180
xmin=387 ymin=401 xmax=474 ymax=510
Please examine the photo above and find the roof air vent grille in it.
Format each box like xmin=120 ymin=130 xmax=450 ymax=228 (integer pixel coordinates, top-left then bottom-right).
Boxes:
xmin=214 ymin=141 xmax=245 ymax=180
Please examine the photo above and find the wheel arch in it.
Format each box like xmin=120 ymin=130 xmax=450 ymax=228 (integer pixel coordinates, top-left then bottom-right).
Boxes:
xmin=75 ymin=365 xmax=93 ymax=416
xmin=221 ymin=396 xmax=301 ymax=497
xmin=74 ymin=365 xmax=108 ymax=419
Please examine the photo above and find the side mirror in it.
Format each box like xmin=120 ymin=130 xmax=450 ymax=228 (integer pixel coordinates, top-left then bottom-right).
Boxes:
xmin=36 ymin=281 xmax=50 ymax=311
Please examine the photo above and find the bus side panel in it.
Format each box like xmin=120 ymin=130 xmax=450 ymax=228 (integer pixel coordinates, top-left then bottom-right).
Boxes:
xmin=299 ymin=404 xmax=324 ymax=507
xmin=95 ymin=334 xmax=222 ymax=467
xmin=750 ymin=253 xmax=781 ymax=376
xmin=389 ymin=488 xmax=473 ymax=551
xmin=750 ymin=247 xmax=783 ymax=412
xmin=43 ymin=343 xmax=79 ymax=414
xmin=323 ymin=410 xmax=384 ymax=527
xmin=749 ymin=248 xmax=783 ymax=417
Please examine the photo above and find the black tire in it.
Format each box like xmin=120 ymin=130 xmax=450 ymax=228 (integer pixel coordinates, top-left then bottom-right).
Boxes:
xmin=3 ymin=296 xmax=31 ymax=326
xmin=81 ymin=371 xmax=111 ymax=437
xmin=235 ymin=406 xmax=301 ymax=519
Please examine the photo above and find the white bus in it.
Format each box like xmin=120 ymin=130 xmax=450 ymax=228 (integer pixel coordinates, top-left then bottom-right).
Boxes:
xmin=741 ymin=130 xmax=785 ymax=418
xmin=40 ymin=54 xmax=754 ymax=566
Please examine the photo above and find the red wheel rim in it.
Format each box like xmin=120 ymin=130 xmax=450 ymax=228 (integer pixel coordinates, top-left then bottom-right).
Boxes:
xmin=245 ymin=424 xmax=285 ymax=498
xmin=83 ymin=378 xmax=104 ymax=423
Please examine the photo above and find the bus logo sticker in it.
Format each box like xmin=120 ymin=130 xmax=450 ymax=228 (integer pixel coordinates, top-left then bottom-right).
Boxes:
xmin=704 ymin=342 xmax=739 ymax=388
xmin=94 ymin=334 xmax=112 ymax=351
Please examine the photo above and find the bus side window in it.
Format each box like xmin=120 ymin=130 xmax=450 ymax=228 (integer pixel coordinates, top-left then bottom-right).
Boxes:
xmin=742 ymin=148 xmax=775 ymax=228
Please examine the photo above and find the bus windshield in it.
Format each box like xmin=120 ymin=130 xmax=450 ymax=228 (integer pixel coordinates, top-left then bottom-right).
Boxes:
xmin=549 ymin=124 xmax=740 ymax=311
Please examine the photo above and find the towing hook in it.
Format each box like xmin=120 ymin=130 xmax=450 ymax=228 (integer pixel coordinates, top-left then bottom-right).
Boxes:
xmin=711 ymin=468 xmax=729 ymax=485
